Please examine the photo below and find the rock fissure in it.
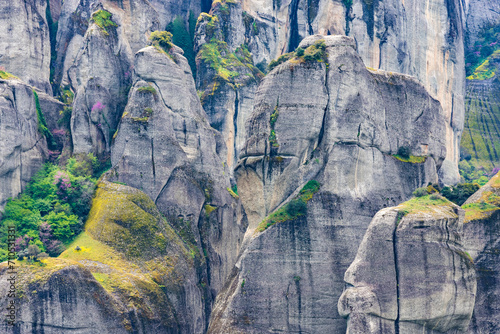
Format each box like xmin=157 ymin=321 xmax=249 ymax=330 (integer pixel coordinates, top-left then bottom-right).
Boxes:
xmin=392 ymin=214 xmax=400 ymax=334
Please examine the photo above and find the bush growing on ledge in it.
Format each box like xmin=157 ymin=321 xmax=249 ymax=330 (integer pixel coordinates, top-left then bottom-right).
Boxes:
xmin=149 ymin=31 xmax=174 ymax=53
xmin=441 ymin=183 xmax=480 ymax=206
xmin=413 ymin=187 xmax=428 ymax=197
xmin=397 ymin=146 xmax=411 ymax=159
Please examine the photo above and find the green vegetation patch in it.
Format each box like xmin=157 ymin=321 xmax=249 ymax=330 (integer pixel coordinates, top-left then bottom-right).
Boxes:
xmin=395 ymin=195 xmax=456 ymax=222
xmin=137 ymin=86 xmax=157 ymax=94
xmin=149 ymin=31 xmax=174 ymax=54
xmin=467 ymin=49 xmax=500 ymax=80
xmin=255 ymin=180 xmax=320 ymax=233
xmin=33 ymin=90 xmax=54 ymax=145
xmin=465 ymin=24 xmax=500 ymax=77
xmin=0 ymin=158 xmax=99 ymax=262
xmin=166 ymin=15 xmax=197 ymax=78
xmin=91 ymin=10 xmax=117 ymax=36
xmin=440 ymin=183 xmax=480 ymax=206
xmin=268 ymin=40 xmax=327 ymax=72
xmin=392 ymin=155 xmax=427 ymax=163
xmin=0 ymin=70 xmax=19 ymax=80
xmin=198 ymin=40 xmax=262 ymax=84
xmin=463 ymin=202 xmax=500 ymax=223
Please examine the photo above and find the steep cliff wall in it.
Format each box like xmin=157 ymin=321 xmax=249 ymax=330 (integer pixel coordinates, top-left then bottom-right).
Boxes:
xmin=0 ymin=0 xmax=52 ymax=94
xmin=339 ymin=197 xmax=476 ymax=334
xmin=0 ymin=77 xmax=47 ymax=210
xmin=207 ymin=35 xmax=448 ymax=333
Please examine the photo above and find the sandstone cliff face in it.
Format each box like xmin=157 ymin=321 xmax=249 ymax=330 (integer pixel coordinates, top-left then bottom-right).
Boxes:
xmin=0 ymin=78 xmax=47 ymax=210
xmin=339 ymin=199 xmax=476 ymax=333
xmin=0 ymin=0 xmax=52 ymax=94
xmin=110 ymin=45 xmax=246 ymax=303
xmin=207 ymin=35 xmax=448 ymax=333
xmin=462 ymin=173 xmax=500 ymax=333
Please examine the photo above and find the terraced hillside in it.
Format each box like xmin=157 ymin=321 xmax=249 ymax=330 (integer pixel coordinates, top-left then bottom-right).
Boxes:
xmin=460 ymin=23 xmax=500 ymax=182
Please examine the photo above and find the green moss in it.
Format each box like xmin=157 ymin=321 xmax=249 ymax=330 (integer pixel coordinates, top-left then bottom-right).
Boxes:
xmin=0 ymin=70 xmax=19 ymax=80
xmin=91 ymin=10 xmax=117 ymax=36
xmin=392 ymin=154 xmax=427 ymax=163
xmin=268 ymin=52 xmax=294 ymax=72
xmin=137 ymin=86 xmax=156 ymax=94
xmin=204 ymin=204 xmax=217 ymax=215
xmin=395 ymin=195 xmax=456 ymax=221
xmin=255 ymin=180 xmax=321 ymax=233
xmin=33 ymin=90 xmax=54 ymax=146
xmin=226 ymin=187 xmax=239 ymax=199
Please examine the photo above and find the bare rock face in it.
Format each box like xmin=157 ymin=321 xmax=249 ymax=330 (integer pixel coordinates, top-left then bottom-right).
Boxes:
xmin=338 ymin=199 xmax=476 ymax=334
xmin=0 ymin=78 xmax=47 ymax=210
xmin=462 ymin=173 xmax=500 ymax=333
xmin=207 ymin=35 xmax=448 ymax=334
xmin=110 ymin=45 xmax=247 ymax=304
xmin=0 ymin=0 xmax=52 ymax=94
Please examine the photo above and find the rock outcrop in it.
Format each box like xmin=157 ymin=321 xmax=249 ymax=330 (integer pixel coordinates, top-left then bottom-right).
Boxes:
xmin=195 ymin=1 xmax=263 ymax=169
xmin=110 ymin=44 xmax=247 ymax=309
xmin=217 ymin=0 xmax=465 ymax=184
xmin=339 ymin=197 xmax=476 ymax=333
xmin=0 ymin=77 xmax=47 ymax=210
xmin=465 ymin=0 xmax=500 ymax=47
xmin=462 ymin=172 xmax=500 ymax=333
xmin=0 ymin=0 xmax=52 ymax=94
xmin=0 ymin=181 xmax=209 ymax=333
xmin=207 ymin=35 xmax=448 ymax=333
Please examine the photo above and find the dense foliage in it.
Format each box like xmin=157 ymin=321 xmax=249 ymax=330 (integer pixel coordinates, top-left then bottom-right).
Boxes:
xmin=466 ymin=24 xmax=500 ymax=79
xmin=0 ymin=155 xmax=100 ymax=261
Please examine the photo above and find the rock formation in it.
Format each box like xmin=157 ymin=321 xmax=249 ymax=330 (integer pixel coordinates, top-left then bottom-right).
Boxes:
xmin=207 ymin=35 xmax=448 ymax=333
xmin=109 ymin=42 xmax=247 ymax=303
xmin=462 ymin=172 xmax=500 ymax=333
xmin=339 ymin=197 xmax=476 ymax=333
xmin=0 ymin=77 xmax=47 ymax=210
xmin=0 ymin=0 xmax=52 ymax=94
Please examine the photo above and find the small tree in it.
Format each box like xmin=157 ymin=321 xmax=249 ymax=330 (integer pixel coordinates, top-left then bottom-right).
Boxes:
xmin=27 ymin=244 xmax=41 ymax=261
xmin=397 ymin=146 xmax=411 ymax=159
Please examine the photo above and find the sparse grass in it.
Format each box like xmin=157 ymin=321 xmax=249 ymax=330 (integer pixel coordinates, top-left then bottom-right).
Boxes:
xmin=149 ymin=31 xmax=174 ymax=54
xmin=463 ymin=202 xmax=499 ymax=223
xmin=395 ymin=195 xmax=456 ymax=222
xmin=255 ymin=180 xmax=320 ymax=233
xmin=227 ymin=187 xmax=239 ymax=199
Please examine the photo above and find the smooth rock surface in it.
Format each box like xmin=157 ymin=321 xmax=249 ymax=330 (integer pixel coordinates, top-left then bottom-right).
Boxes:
xmin=0 ymin=79 xmax=47 ymax=210
xmin=339 ymin=202 xmax=476 ymax=334
xmin=208 ymin=35 xmax=448 ymax=334
xmin=0 ymin=0 xmax=52 ymax=93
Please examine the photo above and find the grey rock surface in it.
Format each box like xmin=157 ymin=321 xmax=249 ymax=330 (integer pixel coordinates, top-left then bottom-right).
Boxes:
xmin=339 ymin=202 xmax=476 ymax=334
xmin=465 ymin=0 xmax=500 ymax=47
xmin=462 ymin=173 xmax=500 ymax=333
xmin=110 ymin=45 xmax=247 ymax=312
xmin=68 ymin=5 xmax=133 ymax=156
xmin=0 ymin=0 xmax=52 ymax=94
xmin=208 ymin=35 xmax=449 ymax=333
xmin=195 ymin=1 xmax=263 ymax=169
xmin=0 ymin=79 xmax=47 ymax=210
